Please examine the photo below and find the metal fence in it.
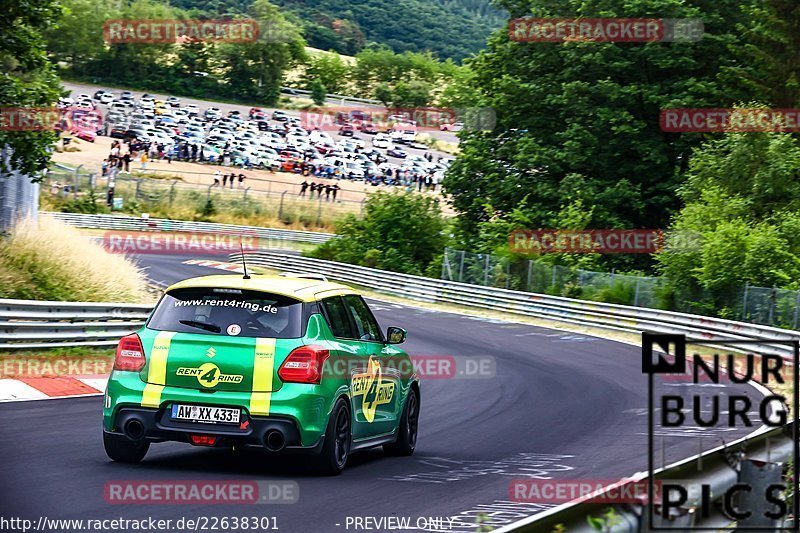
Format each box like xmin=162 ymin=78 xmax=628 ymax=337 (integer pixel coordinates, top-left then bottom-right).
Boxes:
xmin=442 ymin=247 xmax=800 ymax=330
xmin=42 ymin=164 xmax=367 ymax=228
xmin=0 ymin=146 xmax=40 ymax=233
xmin=442 ymin=247 xmax=665 ymax=307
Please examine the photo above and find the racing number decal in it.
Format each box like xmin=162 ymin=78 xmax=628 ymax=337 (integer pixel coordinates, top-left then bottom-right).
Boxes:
xmin=352 ymin=357 xmax=394 ymax=423
xmin=141 ymin=331 xmax=176 ymax=408
xmin=249 ymin=338 xmax=276 ymax=416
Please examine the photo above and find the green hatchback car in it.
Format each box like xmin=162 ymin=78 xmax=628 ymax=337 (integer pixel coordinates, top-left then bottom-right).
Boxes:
xmin=103 ymin=273 xmax=419 ymax=474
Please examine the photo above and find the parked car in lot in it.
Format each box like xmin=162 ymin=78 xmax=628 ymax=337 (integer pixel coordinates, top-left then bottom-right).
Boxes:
xmin=272 ymin=110 xmax=288 ymax=121
xmin=440 ymin=121 xmax=464 ymax=131
xmin=387 ymin=146 xmax=408 ymax=158
xmin=372 ymin=134 xmax=392 ymax=149
xmin=357 ymin=121 xmax=377 ymax=134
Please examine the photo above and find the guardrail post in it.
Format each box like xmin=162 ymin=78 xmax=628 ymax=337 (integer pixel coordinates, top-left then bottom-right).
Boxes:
xmin=742 ymin=281 xmax=750 ymax=321
xmin=278 ymin=190 xmax=287 ymax=220
xmin=169 ymin=180 xmax=177 ymax=206
xmin=316 ymin=196 xmax=323 ymax=227
xmin=73 ymin=164 xmax=82 ymax=200
xmin=459 ymin=250 xmax=465 ymax=282
xmin=769 ymin=287 xmax=776 ymax=325
xmin=135 ymin=178 xmax=142 ymax=200
xmin=526 ymin=260 xmax=532 ymax=292
xmin=793 ymin=291 xmax=800 ymax=330
xmin=206 ymin=183 xmax=213 ymax=203
xmin=483 ymin=255 xmax=490 ymax=286
xmin=360 ymin=198 xmax=366 ymax=215
xmin=737 ymin=459 xmax=784 ymax=529
xmin=243 ymin=187 xmax=250 ymax=202
xmin=634 ymin=277 xmax=642 ymax=307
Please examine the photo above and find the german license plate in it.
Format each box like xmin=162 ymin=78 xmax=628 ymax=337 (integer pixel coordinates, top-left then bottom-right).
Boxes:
xmin=171 ymin=404 xmax=240 ymax=425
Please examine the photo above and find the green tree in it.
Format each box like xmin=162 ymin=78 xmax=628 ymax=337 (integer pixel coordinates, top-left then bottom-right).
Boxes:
xmin=657 ymin=131 xmax=800 ymax=312
xmin=218 ymin=0 xmax=306 ymax=104
xmin=722 ymin=0 xmax=800 ymax=108
xmin=444 ymin=0 xmax=757 ymax=265
xmin=304 ymin=51 xmax=350 ymax=94
xmin=0 ymin=0 xmax=63 ymax=175
xmin=308 ymin=192 xmax=447 ymax=274
xmin=310 ymin=78 xmax=327 ymax=106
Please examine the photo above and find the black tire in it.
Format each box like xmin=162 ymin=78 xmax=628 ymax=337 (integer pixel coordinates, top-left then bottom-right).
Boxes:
xmin=314 ymin=398 xmax=351 ymax=475
xmin=103 ymin=432 xmax=150 ymax=463
xmin=384 ymin=387 xmax=419 ymax=456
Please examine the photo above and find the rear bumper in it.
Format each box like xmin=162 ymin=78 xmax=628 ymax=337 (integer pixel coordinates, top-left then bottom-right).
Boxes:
xmin=104 ymin=371 xmax=339 ymax=447
xmin=105 ymin=406 xmax=324 ymax=453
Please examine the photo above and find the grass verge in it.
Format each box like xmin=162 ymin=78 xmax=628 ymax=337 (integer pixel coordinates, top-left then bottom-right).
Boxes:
xmin=0 ymin=215 xmax=152 ymax=302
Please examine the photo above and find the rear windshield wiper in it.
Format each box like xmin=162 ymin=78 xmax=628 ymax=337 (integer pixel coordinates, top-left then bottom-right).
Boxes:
xmin=179 ymin=319 xmax=221 ymax=333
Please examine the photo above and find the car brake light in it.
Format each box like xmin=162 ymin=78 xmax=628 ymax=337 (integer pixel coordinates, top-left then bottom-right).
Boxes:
xmin=114 ymin=334 xmax=146 ymax=371
xmin=278 ymin=345 xmax=330 ymax=384
xmin=189 ymin=435 xmax=218 ymax=446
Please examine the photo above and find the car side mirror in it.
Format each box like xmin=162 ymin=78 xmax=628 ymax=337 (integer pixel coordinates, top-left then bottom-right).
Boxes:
xmin=386 ymin=326 xmax=406 ymax=344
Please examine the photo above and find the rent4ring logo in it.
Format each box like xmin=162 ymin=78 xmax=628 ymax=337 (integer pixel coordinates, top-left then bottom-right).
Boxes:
xmin=643 ymin=333 xmax=799 ymax=530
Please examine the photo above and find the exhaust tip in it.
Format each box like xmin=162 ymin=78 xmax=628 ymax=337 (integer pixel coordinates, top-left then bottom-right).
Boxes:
xmin=123 ymin=418 xmax=145 ymax=441
xmin=263 ymin=429 xmax=285 ymax=452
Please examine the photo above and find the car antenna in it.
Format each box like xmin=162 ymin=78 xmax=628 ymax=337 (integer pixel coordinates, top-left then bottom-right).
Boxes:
xmin=240 ymin=242 xmax=251 ymax=280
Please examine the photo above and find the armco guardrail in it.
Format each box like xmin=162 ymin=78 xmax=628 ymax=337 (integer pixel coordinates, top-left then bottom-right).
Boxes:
xmin=231 ymin=251 xmax=800 ymax=360
xmin=45 ymin=212 xmax=335 ymax=245
xmin=280 ymin=86 xmax=382 ymax=106
xmin=0 ymin=299 xmax=153 ymax=349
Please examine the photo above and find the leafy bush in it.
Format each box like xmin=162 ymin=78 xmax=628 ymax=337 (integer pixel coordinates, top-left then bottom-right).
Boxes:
xmin=306 ymin=192 xmax=446 ymax=275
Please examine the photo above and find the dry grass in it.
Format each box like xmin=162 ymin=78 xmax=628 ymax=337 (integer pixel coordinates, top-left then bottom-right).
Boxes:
xmin=0 ymin=216 xmax=152 ymax=303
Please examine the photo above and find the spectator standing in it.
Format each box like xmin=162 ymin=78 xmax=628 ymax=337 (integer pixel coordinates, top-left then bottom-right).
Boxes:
xmin=299 ymin=180 xmax=309 ymax=196
xmin=238 ymin=173 xmax=245 ymax=188
xmin=331 ymin=184 xmax=340 ymax=201
xmin=222 ymin=173 xmax=228 ymax=187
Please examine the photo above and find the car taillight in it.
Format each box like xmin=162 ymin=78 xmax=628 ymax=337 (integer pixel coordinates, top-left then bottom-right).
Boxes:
xmin=114 ymin=334 xmax=146 ymax=371
xmin=189 ymin=435 xmax=218 ymax=446
xmin=278 ymin=345 xmax=330 ymax=384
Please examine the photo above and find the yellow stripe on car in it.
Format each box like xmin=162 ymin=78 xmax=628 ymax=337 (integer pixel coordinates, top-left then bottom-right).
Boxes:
xmin=249 ymin=338 xmax=277 ymax=415
xmin=141 ymin=331 xmax=176 ymax=408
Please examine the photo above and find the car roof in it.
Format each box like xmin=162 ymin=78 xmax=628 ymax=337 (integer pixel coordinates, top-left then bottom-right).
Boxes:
xmin=165 ymin=274 xmax=356 ymax=303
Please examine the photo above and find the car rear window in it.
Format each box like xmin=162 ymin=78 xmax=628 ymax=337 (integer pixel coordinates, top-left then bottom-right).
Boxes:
xmin=147 ymin=287 xmax=304 ymax=338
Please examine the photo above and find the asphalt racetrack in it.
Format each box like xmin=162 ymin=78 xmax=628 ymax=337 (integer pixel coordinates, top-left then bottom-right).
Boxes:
xmin=0 ymin=253 xmax=763 ymax=532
